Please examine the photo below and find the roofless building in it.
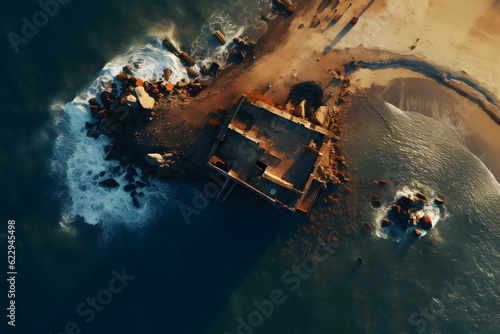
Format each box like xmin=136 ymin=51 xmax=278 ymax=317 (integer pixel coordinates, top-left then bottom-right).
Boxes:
xmin=207 ymin=95 xmax=333 ymax=213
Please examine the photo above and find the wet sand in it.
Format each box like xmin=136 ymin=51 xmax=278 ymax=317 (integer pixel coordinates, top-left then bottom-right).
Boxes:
xmin=347 ymin=68 xmax=500 ymax=180
xmin=129 ymin=0 xmax=500 ymax=183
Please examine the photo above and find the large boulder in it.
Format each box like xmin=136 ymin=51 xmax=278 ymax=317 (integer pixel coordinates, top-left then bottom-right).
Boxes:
xmin=134 ymin=86 xmax=155 ymax=110
xmin=434 ymin=198 xmax=445 ymax=205
xmin=419 ymin=215 xmax=433 ymax=230
xmin=145 ymin=153 xmax=165 ymax=166
xmin=293 ymin=100 xmax=306 ymax=117
xmin=311 ymin=106 xmax=329 ymax=127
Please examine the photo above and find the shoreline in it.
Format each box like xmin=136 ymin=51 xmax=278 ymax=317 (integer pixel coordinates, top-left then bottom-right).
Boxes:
xmin=345 ymin=67 xmax=500 ymax=182
xmin=84 ymin=0 xmax=500 ymax=210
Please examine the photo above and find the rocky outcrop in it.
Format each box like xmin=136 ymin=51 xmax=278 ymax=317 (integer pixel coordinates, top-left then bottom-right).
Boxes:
xmin=379 ymin=192 xmax=444 ymax=237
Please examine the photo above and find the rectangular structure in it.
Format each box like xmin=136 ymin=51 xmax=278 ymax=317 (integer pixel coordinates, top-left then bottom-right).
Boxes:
xmin=207 ymin=95 xmax=332 ymax=212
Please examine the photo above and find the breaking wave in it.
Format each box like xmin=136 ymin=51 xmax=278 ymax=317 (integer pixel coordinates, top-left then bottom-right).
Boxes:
xmin=50 ymin=1 xmax=273 ymax=227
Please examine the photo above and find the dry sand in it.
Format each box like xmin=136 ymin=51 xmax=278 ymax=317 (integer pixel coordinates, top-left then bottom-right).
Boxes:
xmin=143 ymin=0 xmax=500 ymax=180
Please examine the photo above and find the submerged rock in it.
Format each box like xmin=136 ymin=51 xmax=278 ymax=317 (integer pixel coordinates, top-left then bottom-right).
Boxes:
xmin=133 ymin=197 xmax=141 ymax=208
xmin=412 ymin=229 xmax=423 ymax=238
xmin=381 ymin=219 xmax=392 ymax=228
xmin=380 ymin=192 xmax=444 ymax=239
xmin=419 ymin=215 xmax=433 ymax=230
xmin=124 ymin=184 xmax=137 ymax=192
xmin=434 ymin=198 xmax=445 ymax=205
xmin=99 ymin=178 xmax=119 ymax=188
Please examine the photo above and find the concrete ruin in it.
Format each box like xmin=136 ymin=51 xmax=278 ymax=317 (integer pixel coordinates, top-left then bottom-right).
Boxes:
xmin=207 ymin=95 xmax=333 ymax=213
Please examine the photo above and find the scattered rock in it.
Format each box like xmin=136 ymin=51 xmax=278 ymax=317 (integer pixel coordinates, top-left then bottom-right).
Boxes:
xmin=134 ymin=86 xmax=155 ymax=110
xmin=434 ymin=198 xmax=445 ymax=205
xmin=99 ymin=178 xmax=119 ymax=188
xmin=123 ymin=65 xmax=133 ymax=75
xmin=126 ymin=95 xmax=139 ymax=109
xmin=412 ymin=229 xmax=423 ymax=238
xmin=372 ymin=199 xmax=382 ymax=208
xmin=381 ymin=219 xmax=392 ymax=228
xmin=117 ymin=73 xmax=128 ymax=81
xmin=415 ymin=192 xmax=429 ymax=205
xmin=133 ymin=197 xmax=141 ymax=208
xmin=311 ymin=106 xmax=329 ymax=126
xmin=293 ymin=100 xmax=306 ymax=117
xmin=145 ymin=153 xmax=165 ymax=167
xmin=419 ymin=215 xmax=433 ymax=230
xmin=379 ymin=179 xmax=388 ymax=185
xmin=124 ymin=184 xmax=137 ymax=192
xmin=162 ymin=152 xmax=174 ymax=160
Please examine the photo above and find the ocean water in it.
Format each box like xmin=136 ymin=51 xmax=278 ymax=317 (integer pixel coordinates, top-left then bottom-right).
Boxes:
xmin=1 ymin=1 xmax=499 ymax=334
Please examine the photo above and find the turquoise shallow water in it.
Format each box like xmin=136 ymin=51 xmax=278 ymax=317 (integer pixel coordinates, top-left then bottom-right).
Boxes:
xmin=1 ymin=1 xmax=499 ymax=333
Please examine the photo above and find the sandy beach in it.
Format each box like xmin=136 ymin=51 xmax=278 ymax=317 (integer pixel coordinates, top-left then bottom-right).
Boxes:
xmin=125 ymin=0 xmax=500 ymax=182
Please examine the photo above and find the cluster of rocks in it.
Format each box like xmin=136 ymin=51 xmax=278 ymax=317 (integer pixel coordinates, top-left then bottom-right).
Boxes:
xmin=379 ymin=192 xmax=445 ymax=238
xmin=144 ymin=152 xmax=187 ymax=180
xmin=290 ymin=101 xmax=346 ymax=187
xmin=96 ymin=163 xmax=150 ymax=208
xmin=86 ymin=66 xmax=207 ymax=141
xmin=288 ymin=100 xmax=333 ymax=128
xmin=85 ymin=64 xmax=212 ymax=209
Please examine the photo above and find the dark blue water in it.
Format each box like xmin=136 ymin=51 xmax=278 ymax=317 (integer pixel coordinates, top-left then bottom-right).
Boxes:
xmin=1 ymin=1 xmax=499 ymax=334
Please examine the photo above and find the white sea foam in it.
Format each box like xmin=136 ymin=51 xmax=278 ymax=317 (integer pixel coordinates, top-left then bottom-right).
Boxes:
xmin=50 ymin=6 xmax=271 ymax=228
xmin=51 ymin=41 xmax=184 ymax=228
xmin=374 ymin=185 xmax=448 ymax=242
